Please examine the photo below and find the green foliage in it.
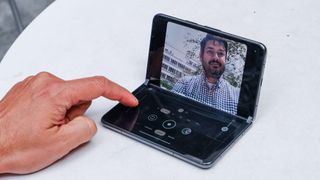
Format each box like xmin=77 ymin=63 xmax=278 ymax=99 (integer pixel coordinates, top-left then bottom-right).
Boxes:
xmin=161 ymin=80 xmax=173 ymax=90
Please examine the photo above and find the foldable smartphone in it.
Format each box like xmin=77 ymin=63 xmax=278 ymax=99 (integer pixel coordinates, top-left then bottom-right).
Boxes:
xmin=101 ymin=14 xmax=266 ymax=168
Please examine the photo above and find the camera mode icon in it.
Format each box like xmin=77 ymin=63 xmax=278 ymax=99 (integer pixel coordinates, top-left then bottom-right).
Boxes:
xmin=147 ymin=114 xmax=158 ymax=121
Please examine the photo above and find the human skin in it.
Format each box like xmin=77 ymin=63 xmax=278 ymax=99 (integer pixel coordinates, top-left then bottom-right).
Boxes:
xmin=0 ymin=72 xmax=138 ymax=174
xmin=200 ymin=40 xmax=226 ymax=84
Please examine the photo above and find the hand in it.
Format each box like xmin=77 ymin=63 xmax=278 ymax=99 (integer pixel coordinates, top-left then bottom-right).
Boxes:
xmin=0 ymin=72 xmax=138 ymax=174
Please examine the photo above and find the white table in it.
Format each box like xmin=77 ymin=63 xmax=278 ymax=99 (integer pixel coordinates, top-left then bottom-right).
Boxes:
xmin=1 ymin=0 xmax=320 ymax=179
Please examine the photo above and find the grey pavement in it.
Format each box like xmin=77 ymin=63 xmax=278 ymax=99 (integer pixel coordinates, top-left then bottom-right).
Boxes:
xmin=0 ymin=0 xmax=54 ymax=62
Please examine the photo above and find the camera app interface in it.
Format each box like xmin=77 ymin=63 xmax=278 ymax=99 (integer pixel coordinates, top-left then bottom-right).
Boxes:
xmin=160 ymin=22 xmax=247 ymax=115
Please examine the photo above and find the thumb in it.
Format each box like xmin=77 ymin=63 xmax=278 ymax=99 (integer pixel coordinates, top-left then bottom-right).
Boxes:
xmin=59 ymin=115 xmax=97 ymax=151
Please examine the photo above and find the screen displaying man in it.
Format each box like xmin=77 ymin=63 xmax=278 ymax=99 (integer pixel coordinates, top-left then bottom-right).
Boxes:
xmin=171 ymin=34 xmax=239 ymax=114
xmin=160 ymin=22 xmax=246 ymax=114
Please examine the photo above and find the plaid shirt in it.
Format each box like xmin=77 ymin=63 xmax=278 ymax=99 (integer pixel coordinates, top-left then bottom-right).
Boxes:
xmin=172 ymin=73 xmax=240 ymax=114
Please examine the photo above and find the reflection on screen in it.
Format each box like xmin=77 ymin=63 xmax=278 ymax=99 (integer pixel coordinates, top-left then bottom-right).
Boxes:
xmin=160 ymin=22 xmax=247 ymax=115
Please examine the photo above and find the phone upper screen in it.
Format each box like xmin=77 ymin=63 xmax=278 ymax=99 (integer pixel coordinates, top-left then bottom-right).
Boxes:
xmin=160 ymin=22 xmax=247 ymax=115
xmin=147 ymin=15 xmax=266 ymax=119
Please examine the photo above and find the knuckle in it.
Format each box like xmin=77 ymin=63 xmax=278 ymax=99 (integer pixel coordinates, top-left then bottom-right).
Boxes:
xmin=23 ymin=75 xmax=34 ymax=82
xmin=35 ymin=71 xmax=53 ymax=79
xmin=92 ymin=76 xmax=108 ymax=89
xmin=29 ymin=72 xmax=62 ymax=92
xmin=30 ymin=72 xmax=53 ymax=88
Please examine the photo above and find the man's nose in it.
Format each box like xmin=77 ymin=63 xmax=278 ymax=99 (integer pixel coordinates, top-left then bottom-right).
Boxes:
xmin=211 ymin=53 xmax=219 ymax=61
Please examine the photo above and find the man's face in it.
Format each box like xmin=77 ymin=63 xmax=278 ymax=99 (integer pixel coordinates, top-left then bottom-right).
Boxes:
xmin=200 ymin=40 xmax=226 ymax=80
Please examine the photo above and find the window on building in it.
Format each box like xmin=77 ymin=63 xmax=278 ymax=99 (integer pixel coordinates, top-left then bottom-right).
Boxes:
xmin=170 ymin=59 xmax=177 ymax=65
xmin=162 ymin=63 xmax=168 ymax=70
xmin=178 ymin=63 xmax=185 ymax=69
xmin=163 ymin=55 xmax=170 ymax=62
xmin=166 ymin=75 xmax=175 ymax=83
xmin=168 ymin=67 xmax=175 ymax=74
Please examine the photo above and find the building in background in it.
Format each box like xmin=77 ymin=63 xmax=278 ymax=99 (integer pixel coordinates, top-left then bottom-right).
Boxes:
xmin=161 ymin=43 xmax=201 ymax=90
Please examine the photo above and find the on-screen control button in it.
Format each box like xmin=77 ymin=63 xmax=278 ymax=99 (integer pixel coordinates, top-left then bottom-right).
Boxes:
xmin=154 ymin=129 xmax=166 ymax=136
xmin=147 ymin=114 xmax=158 ymax=121
xmin=221 ymin=126 xmax=229 ymax=132
xmin=181 ymin=128 xmax=192 ymax=135
xmin=162 ymin=120 xmax=176 ymax=129
xmin=160 ymin=108 xmax=171 ymax=114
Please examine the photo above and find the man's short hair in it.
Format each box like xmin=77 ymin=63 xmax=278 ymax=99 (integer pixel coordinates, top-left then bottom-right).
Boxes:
xmin=200 ymin=34 xmax=228 ymax=55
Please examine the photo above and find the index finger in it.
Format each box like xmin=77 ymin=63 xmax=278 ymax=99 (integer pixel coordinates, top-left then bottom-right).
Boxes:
xmin=62 ymin=76 xmax=139 ymax=107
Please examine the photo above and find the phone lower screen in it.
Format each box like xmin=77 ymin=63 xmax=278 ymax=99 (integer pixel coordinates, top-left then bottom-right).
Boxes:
xmin=102 ymin=85 xmax=249 ymax=161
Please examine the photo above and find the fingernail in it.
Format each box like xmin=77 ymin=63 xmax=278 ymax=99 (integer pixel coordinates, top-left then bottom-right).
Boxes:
xmin=132 ymin=96 xmax=139 ymax=106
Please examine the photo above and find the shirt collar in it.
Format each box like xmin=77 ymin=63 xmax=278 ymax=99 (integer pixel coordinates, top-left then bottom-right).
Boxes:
xmin=200 ymin=72 xmax=223 ymax=90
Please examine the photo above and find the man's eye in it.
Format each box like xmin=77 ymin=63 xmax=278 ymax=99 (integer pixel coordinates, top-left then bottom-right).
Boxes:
xmin=206 ymin=50 xmax=213 ymax=55
xmin=218 ymin=52 xmax=225 ymax=57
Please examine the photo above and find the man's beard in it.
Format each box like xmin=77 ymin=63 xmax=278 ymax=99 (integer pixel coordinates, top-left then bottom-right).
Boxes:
xmin=205 ymin=61 xmax=225 ymax=79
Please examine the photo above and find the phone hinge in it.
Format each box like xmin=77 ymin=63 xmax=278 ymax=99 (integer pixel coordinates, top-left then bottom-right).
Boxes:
xmin=246 ymin=116 xmax=253 ymax=123
xmin=144 ymin=79 xmax=150 ymax=86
